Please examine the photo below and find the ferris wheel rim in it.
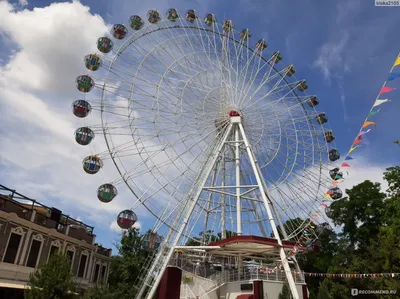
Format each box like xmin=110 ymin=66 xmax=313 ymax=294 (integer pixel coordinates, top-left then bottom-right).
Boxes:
xmin=94 ymin=15 xmax=337 ymax=237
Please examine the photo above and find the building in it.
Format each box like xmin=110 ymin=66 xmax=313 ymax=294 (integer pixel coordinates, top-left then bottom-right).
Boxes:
xmin=0 ymin=184 xmax=112 ymax=298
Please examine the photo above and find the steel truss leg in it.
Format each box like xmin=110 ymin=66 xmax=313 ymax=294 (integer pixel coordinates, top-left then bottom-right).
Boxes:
xmin=137 ymin=124 xmax=235 ymax=299
xmin=238 ymin=122 xmax=300 ymax=299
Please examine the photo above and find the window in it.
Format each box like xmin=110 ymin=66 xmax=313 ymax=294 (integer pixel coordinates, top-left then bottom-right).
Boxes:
xmin=3 ymin=233 xmax=22 ymax=264
xmin=49 ymin=245 xmax=58 ymax=258
xmin=101 ymin=265 xmax=107 ymax=281
xmin=93 ymin=264 xmax=100 ymax=283
xmin=26 ymin=240 xmax=41 ymax=268
xmin=67 ymin=250 xmax=74 ymax=263
xmin=78 ymin=254 xmax=88 ymax=278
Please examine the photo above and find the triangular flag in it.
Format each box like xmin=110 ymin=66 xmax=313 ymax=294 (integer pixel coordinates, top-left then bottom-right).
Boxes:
xmin=362 ymin=121 xmax=376 ymax=129
xmin=379 ymin=86 xmax=396 ymax=95
xmin=367 ymin=109 xmax=380 ymax=119
xmin=373 ymin=99 xmax=389 ymax=107
xmin=332 ymin=180 xmax=342 ymax=185
xmin=388 ymin=73 xmax=400 ymax=81
xmin=320 ymin=203 xmax=328 ymax=208
xmin=353 ymin=136 xmax=362 ymax=145
xmin=393 ymin=56 xmax=400 ymax=67
xmin=349 ymin=145 xmax=360 ymax=153
xmin=323 ymin=194 xmax=330 ymax=199
xmin=345 ymin=156 xmax=353 ymax=160
xmin=341 ymin=162 xmax=351 ymax=167
xmin=357 ymin=129 xmax=371 ymax=137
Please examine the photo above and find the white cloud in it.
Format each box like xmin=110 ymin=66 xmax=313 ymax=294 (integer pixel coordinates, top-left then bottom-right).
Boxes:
xmin=312 ymin=31 xmax=349 ymax=83
xmin=0 ymin=1 xmax=139 ymax=229
xmin=18 ymin=0 xmax=28 ymax=7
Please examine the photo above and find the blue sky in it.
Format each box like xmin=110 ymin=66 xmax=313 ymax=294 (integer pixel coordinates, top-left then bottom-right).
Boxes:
xmin=0 ymin=0 xmax=399 ymax=251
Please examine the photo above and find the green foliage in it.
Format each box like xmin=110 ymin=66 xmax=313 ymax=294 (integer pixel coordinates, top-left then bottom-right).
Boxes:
xmin=25 ymin=252 xmax=77 ymax=299
xmin=384 ymin=166 xmax=400 ymax=196
xmin=82 ymin=284 xmax=113 ymax=299
xmin=327 ymin=180 xmax=386 ymax=249
xmin=107 ymin=227 xmax=153 ymax=298
xmin=302 ymin=166 xmax=400 ymax=298
xmin=278 ymin=281 xmax=293 ymax=299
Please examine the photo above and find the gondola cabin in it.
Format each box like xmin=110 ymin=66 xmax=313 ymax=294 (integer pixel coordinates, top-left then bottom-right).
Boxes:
xmin=297 ymin=80 xmax=308 ymax=91
xmin=167 ymin=8 xmax=179 ymax=22
xmin=329 ymin=149 xmax=340 ymax=162
xmin=142 ymin=232 xmax=162 ymax=251
xmin=72 ymin=100 xmax=92 ymax=118
xmin=222 ymin=20 xmax=234 ymax=32
xmin=307 ymin=96 xmax=319 ymax=107
xmin=130 ymin=15 xmax=144 ymax=30
xmin=255 ymin=39 xmax=267 ymax=51
xmin=329 ymin=167 xmax=343 ymax=180
xmin=240 ymin=29 xmax=251 ymax=41
xmin=76 ymin=75 xmax=94 ymax=93
xmin=117 ymin=209 xmax=137 ymax=229
xmin=272 ymin=51 xmax=283 ymax=63
xmin=84 ymin=54 xmax=102 ymax=71
xmin=97 ymin=183 xmax=118 ymax=203
xmin=324 ymin=130 xmax=335 ymax=143
xmin=82 ymin=155 xmax=103 ymax=174
xmin=316 ymin=113 xmax=328 ymax=124
xmin=204 ymin=14 xmax=216 ymax=26
xmin=147 ymin=10 xmax=161 ymax=24
xmin=328 ymin=187 xmax=342 ymax=200
xmin=112 ymin=24 xmax=128 ymax=40
xmin=285 ymin=65 xmax=296 ymax=76
xmin=186 ymin=10 xmax=197 ymax=23
xmin=75 ymin=127 xmax=95 ymax=146
xmin=307 ymin=240 xmax=321 ymax=253
xmin=97 ymin=37 xmax=113 ymax=53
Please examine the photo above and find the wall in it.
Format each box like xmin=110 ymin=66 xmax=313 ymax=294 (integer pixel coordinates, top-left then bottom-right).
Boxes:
xmin=219 ymin=282 xmax=253 ymax=299
xmin=263 ymin=281 xmax=305 ymax=299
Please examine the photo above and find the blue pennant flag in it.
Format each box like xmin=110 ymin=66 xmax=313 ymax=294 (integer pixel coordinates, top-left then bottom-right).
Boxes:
xmin=388 ymin=73 xmax=400 ymax=81
xmin=345 ymin=156 xmax=353 ymax=160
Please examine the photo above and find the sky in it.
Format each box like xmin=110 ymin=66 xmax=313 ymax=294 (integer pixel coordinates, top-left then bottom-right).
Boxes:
xmin=0 ymin=0 xmax=399 ymax=251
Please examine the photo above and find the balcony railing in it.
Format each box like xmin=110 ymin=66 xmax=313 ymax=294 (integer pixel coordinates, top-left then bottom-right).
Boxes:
xmin=0 ymin=185 xmax=111 ymax=255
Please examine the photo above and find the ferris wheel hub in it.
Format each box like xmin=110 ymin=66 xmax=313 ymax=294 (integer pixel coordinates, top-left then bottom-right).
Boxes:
xmin=229 ymin=110 xmax=241 ymax=117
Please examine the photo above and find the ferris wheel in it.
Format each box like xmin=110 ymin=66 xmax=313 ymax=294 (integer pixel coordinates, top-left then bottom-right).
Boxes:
xmin=72 ymin=8 xmax=342 ymax=299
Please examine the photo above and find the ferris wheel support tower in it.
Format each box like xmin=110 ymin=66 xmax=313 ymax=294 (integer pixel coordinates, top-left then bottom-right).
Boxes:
xmin=136 ymin=114 xmax=300 ymax=299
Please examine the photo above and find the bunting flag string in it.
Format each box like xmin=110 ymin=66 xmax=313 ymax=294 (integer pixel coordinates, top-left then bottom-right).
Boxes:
xmin=281 ymin=52 xmax=400 ymax=270
xmin=258 ymin=267 xmax=400 ymax=279
xmin=298 ymin=272 xmax=399 ymax=279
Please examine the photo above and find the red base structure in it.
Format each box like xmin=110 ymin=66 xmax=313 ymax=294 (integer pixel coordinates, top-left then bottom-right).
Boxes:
xmin=253 ymin=280 xmax=263 ymax=299
xmin=156 ymin=267 xmax=182 ymax=299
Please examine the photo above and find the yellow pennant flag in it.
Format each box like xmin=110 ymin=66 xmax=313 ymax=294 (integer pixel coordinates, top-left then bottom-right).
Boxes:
xmin=349 ymin=146 xmax=358 ymax=153
xmin=394 ymin=55 xmax=400 ymax=67
xmin=324 ymin=194 xmax=330 ymax=199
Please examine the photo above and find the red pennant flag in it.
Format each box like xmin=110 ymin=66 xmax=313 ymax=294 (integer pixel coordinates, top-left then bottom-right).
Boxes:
xmin=353 ymin=136 xmax=362 ymax=145
xmin=379 ymin=86 xmax=396 ymax=95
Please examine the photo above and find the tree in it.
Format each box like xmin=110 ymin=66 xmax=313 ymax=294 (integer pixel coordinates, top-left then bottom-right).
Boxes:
xmin=383 ymin=166 xmax=400 ymax=196
xmin=82 ymin=284 xmax=113 ymax=299
xmin=278 ymin=281 xmax=293 ymax=299
xmin=25 ymin=252 xmax=77 ymax=299
xmin=327 ymin=180 xmax=386 ymax=249
xmin=107 ymin=227 xmax=153 ymax=299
